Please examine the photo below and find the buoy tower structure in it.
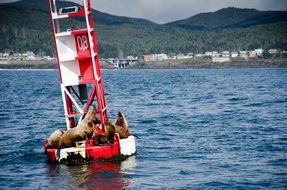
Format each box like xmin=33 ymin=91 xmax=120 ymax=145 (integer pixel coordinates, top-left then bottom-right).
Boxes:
xmin=45 ymin=0 xmax=136 ymax=163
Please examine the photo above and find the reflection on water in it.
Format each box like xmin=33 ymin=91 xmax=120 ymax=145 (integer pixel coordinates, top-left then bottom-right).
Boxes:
xmin=46 ymin=156 xmax=137 ymax=190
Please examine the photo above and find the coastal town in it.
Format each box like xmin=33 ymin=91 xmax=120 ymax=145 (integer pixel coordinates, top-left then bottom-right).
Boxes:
xmin=0 ymin=51 xmax=54 ymax=64
xmin=141 ymin=48 xmax=285 ymax=62
xmin=0 ymin=48 xmax=286 ymax=69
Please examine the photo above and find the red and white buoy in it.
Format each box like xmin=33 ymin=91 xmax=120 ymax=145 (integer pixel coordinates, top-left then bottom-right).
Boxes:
xmin=44 ymin=0 xmax=136 ymax=163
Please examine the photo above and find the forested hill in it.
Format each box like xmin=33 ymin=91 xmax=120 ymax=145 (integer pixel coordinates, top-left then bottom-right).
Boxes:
xmin=0 ymin=0 xmax=287 ymax=58
xmin=167 ymin=7 xmax=287 ymax=31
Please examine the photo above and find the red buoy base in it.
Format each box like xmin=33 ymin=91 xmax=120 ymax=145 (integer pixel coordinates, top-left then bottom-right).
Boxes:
xmin=44 ymin=134 xmax=136 ymax=163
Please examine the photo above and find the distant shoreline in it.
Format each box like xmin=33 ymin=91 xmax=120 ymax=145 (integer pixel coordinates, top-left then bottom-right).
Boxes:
xmin=0 ymin=59 xmax=286 ymax=70
xmin=129 ymin=58 xmax=287 ymax=69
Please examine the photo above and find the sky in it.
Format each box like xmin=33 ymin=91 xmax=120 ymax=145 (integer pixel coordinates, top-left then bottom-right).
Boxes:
xmin=74 ymin=0 xmax=287 ymax=23
xmin=1 ymin=0 xmax=287 ymax=24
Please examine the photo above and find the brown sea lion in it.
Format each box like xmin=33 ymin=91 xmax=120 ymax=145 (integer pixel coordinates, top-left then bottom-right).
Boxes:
xmin=93 ymin=119 xmax=115 ymax=145
xmin=47 ymin=129 xmax=65 ymax=149
xmin=77 ymin=109 xmax=97 ymax=138
xmin=59 ymin=109 xmax=96 ymax=148
xmin=114 ymin=112 xmax=130 ymax=139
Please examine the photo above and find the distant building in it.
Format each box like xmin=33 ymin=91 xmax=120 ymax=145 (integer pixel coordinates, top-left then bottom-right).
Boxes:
xmin=26 ymin=51 xmax=36 ymax=60
xmin=231 ymin=51 xmax=238 ymax=58
xmin=142 ymin=55 xmax=151 ymax=62
xmin=212 ymin=51 xmax=220 ymax=57
xmin=222 ymin=51 xmax=230 ymax=57
xmin=21 ymin=53 xmax=28 ymax=57
xmin=194 ymin=53 xmax=203 ymax=58
xmin=0 ymin=52 xmax=8 ymax=63
xmin=254 ymin=49 xmax=264 ymax=56
xmin=0 ymin=56 xmax=8 ymax=64
xmin=268 ymin=49 xmax=278 ymax=54
xmin=44 ymin=56 xmax=54 ymax=61
xmin=212 ymin=57 xmax=230 ymax=63
xmin=126 ymin=55 xmax=135 ymax=60
xmin=239 ymin=51 xmax=248 ymax=58
xmin=187 ymin=52 xmax=194 ymax=57
xmin=150 ymin=53 xmax=168 ymax=61
xmin=176 ymin=54 xmax=192 ymax=59
xmin=26 ymin=51 xmax=35 ymax=57
xmin=249 ymin=51 xmax=257 ymax=58
xmin=205 ymin=52 xmax=213 ymax=57
xmin=3 ymin=53 xmax=9 ymax=57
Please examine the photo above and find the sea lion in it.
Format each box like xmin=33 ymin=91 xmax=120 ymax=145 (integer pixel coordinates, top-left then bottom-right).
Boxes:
xmin=46 ymin=129 xmax=65 ymax=149
xmin=114 ymin=112 xmax=130 ymax=139
xmin=93 ymin=119 xmax=115 ymax=145
xmin=77 ymin=109 xmax=97 ymax=138
xmin=59 ymin=109 xmax=96 ymax=148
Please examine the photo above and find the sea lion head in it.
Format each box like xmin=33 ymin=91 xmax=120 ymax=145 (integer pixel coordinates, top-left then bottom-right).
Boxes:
xmin=105 ymin=119 xmax=116 ymax=135
xmin=115 ymin=112 xmax=128 ymax=128
xmin=83 ymin=120 xmax=95 ymax=138
xmin=84 ymin=109 xmax=96 ymax=121
xmin=77 ymin=109 xmax=97 ymax=138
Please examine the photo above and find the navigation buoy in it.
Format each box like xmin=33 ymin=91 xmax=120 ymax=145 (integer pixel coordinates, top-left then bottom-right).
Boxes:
xmin=44 ymin=0 xmax=136 ymax=163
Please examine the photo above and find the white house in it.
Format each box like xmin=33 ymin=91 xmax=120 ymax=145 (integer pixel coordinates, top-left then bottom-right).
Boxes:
xmin=176 ymin=54 xmax=191 ymax=60
xmin=231 ymin=51 xmax=238 ymax=58
xmin=194 ymin=53 xmax=203 ymax=57
xmin=3 ymin=53 xmax=9 ymax=57
xmin=222 ymin=51 xmax=230 ymax=57
xmin=212 ymin=51 xmax=220 ymax=57
xmin=126 ymin=55 xmax=135 ymax=60
xmin=150 ymin=53 xmax=168 ymax=61
xmin=254 ymin=49 xmax=264 ymax=56
xmin=239 ymin=51 xmax=248 ymax=58
xmin=26 ymin=51 xmax=36 ymax=60
xmin=187 ymin=52 xmax=194 ymax=57
xmin=205 ymin=52 xmax=213 ymax=57
xmin=268 ymin=49 xmax=278 ymax=54
xmin=249 ymin=51 xmax=257 ymax=58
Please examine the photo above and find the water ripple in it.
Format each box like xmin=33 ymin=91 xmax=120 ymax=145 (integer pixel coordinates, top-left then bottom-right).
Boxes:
xmin=0 ymin=69 xmax=286 ymax=189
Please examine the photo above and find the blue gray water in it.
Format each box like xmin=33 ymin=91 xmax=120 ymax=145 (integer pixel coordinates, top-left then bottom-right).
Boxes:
xmin=0 ymin=68 xmax=286 ymax=189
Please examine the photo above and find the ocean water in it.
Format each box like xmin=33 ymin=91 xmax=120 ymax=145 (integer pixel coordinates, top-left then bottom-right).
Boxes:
xmin=0 ymin=68 xmax=286 ymax=189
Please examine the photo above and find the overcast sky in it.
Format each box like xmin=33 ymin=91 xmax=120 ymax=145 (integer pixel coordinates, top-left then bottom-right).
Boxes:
xmin=1 ymin=0 xmax=287 ymax=23
xmin=72 ymin=0 xmax=287 ymax=24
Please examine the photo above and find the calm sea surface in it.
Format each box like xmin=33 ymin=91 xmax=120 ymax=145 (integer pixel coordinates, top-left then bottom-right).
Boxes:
xmin=0 ymin=68 xmax=286 ymax=189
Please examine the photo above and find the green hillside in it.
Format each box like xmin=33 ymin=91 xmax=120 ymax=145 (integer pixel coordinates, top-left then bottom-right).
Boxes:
xmin=0 ymin=0 xmax=286 ymax=58
xmin=167 ymin=7 xmax=287 ymax=30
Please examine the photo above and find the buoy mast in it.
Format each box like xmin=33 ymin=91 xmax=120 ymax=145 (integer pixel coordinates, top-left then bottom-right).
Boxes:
xmin=48 ymin=0 xmax=107 ymax=132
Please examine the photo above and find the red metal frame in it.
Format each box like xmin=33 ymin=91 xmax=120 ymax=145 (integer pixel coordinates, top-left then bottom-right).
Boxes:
xmin=48 ymin=0 xmax=108 ymax=132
